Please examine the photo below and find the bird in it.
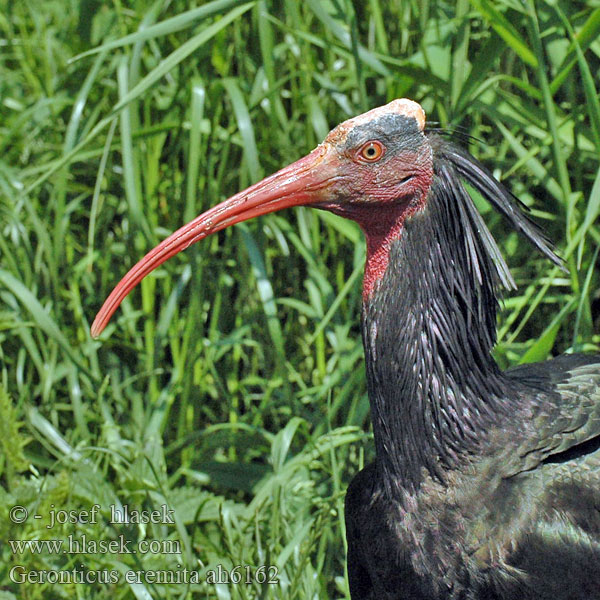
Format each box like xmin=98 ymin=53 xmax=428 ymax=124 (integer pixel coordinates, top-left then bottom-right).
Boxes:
xmin=92 ymin=99 xmax=600 ymax=599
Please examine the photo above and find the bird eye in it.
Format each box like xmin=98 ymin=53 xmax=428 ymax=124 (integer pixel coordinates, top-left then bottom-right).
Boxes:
xmin=358 ymin=141 xmax=385 ymax=162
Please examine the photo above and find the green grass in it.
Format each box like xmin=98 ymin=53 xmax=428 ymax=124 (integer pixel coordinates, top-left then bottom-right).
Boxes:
xmin=1 ymin=0 xmax=599 ymax=598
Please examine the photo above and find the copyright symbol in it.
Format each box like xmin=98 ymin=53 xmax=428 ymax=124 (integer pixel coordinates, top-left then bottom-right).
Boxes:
xmin=10 ymin=506 xmax=28 ymax=523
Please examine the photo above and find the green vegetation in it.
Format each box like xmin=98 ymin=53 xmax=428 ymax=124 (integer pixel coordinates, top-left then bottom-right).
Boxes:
xmin=1 ymin=0 xmax=599 ymax=598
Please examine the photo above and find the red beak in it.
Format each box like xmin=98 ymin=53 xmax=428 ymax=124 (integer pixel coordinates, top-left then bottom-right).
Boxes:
xmin=91 ymin=143 xmax=338 ymax=337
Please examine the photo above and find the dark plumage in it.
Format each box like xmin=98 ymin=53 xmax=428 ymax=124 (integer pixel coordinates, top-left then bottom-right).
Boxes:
xmin=92 ymin=100 xmax=600 ymax=599
xmin=346 ymin=135 xmax=600 ymax=599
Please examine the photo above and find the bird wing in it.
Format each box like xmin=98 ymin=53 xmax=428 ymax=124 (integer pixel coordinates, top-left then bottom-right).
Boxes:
xmin=504 ymin=353 xmax=600 ymax=474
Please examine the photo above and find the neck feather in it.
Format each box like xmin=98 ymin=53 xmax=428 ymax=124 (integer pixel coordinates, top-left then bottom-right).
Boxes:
xmin=361 ymin=155 xmax=520 ymax=494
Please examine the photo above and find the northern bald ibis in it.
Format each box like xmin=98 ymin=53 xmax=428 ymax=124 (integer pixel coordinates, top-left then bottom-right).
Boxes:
xmin=92 ymin=100 xmax=600 ymax=599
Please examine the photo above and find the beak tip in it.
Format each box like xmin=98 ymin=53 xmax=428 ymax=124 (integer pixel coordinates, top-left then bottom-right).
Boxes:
xmin=90 ymin=319 xmax=103 ymax=339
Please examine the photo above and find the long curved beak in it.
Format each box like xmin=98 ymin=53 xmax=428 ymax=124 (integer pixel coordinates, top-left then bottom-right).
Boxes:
xmin=91 ymin=143 xmax=337 ymax=337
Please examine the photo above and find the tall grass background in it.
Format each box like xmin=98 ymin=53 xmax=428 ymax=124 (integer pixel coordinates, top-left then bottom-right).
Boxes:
xmin=1 ymin=0 xmax=599 ymax=598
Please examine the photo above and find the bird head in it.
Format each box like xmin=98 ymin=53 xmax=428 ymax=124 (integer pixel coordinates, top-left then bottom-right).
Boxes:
xmin=91 ymin=99 xmax=435 ymax=336
xmin=312 ymin=98 xmax=432 ymax=216
xmin=91 ymin=98 xmax=559 ymax=337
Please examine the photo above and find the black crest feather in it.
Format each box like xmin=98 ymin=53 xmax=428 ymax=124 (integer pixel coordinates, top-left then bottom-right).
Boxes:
xmin=428 ymin=135 xmax=563 ymax=287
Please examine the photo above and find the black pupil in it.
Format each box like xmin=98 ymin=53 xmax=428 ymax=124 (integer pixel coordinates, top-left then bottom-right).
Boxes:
xmin=366 ymin=145 xmax=376 ymax=156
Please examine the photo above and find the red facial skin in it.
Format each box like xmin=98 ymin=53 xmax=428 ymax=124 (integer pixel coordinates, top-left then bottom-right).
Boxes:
xmin=91 ymin=102 xmax=432 ymax=337
xmin=320 ymin=147 xmax=433 ymax=298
